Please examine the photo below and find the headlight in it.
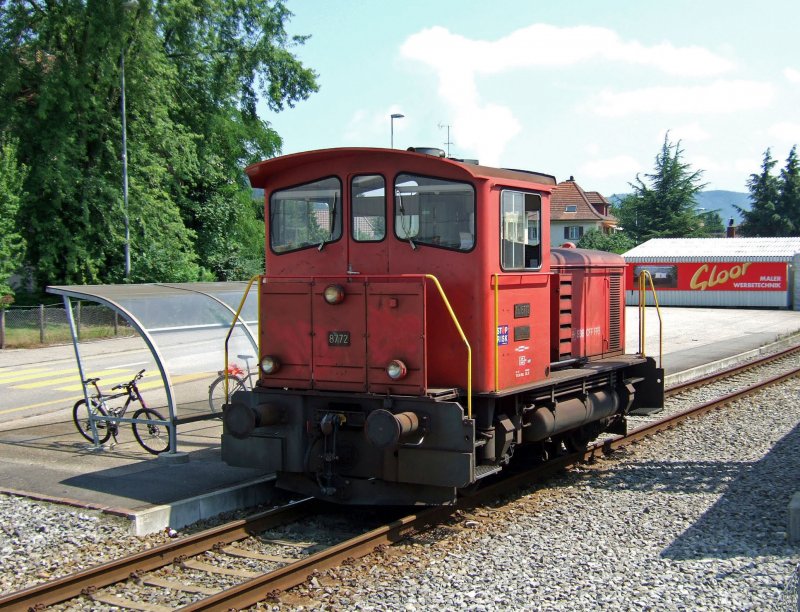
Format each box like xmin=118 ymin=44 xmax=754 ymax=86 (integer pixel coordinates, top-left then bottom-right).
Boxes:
xmin=260 ymin=355 xmax=280 ymax=375
xmin=323 ymin=284 xmax=345 ymax=304
xmin=386 ymin=359 xmax=407 ymax=380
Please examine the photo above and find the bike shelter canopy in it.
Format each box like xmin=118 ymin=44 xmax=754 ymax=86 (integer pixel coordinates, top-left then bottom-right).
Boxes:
xmin=46 ymin=282 xmax=258 ymax=454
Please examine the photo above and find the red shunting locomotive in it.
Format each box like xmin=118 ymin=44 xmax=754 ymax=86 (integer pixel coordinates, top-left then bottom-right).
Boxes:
xmin=221 ymin=147 xmax=664 ymax=504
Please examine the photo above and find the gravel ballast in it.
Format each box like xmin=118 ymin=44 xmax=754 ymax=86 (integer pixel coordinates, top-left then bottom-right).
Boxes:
xmin=280 ymin=377 xmax=800 ymax=610
xmin=2 ymin=370 xmax=800 ymax=609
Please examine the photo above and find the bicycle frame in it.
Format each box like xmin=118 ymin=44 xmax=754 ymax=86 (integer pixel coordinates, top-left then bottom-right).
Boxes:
xmin=82 ymin=372 xmax=172 ymax=450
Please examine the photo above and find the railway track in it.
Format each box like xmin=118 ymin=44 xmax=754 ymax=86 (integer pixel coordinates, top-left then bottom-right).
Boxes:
xmin=3 ymin=346 xmax=800 ymax=611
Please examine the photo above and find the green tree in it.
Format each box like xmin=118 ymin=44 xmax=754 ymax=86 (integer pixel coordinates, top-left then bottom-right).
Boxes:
xmin=738 ymin=148 xmax=782 ymax=236
xmin=777 ymin=146 xmax=800 ymax=235
xmin=616 ymin=135 xmax=708 ymax=243
xmin=699 ymin=209 xmax=725 ymax=236
xmin=0 ymin=0 xmax=317 ymax=290
xmin=0 ymin=137 xmax=27 ymax=299
xmin=576 ymin=228 xmax=636 ymax=254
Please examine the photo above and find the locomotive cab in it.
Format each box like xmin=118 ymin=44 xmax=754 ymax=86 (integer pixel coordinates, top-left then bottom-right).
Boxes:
xmin=221 ymin=147 xmax=664 ymax=504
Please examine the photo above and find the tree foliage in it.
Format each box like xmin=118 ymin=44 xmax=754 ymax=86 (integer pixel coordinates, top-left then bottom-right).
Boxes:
xmin=615 ymin=135 xmax=708 ymax=243
xmin=738 ymin=149 xmax=782 ymax=236
xmin=699 ymin=209 xmax=725 ymax=236
xmin=0 ymin=0 xmax=318 ymax=290
xmin=738 ymin=146 xmax=800 ymax=236
xmin=576 ymin=228 xmax=636 ymax=254
xmin=0 ymin=137 xmax=27 ymax=299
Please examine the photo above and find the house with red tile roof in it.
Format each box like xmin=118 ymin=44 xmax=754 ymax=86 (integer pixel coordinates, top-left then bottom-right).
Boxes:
xmin=551 ymin=176 xmax=618 ymax=247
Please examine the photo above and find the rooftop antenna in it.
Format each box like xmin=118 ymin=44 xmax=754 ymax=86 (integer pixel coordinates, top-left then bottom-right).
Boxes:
xmin=438 ymin=123 xmax=452 ymax=157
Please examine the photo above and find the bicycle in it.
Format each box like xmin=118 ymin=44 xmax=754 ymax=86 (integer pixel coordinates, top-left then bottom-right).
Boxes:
xmin=208 ymin=354 xmax=255 ymax=413
xmin=72 ymin=369 xmax=170 ymax=455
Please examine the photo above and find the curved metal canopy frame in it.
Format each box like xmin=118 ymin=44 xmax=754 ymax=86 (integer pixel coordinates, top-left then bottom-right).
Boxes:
xmin=46 ymin=282 xmax=258 ymax=455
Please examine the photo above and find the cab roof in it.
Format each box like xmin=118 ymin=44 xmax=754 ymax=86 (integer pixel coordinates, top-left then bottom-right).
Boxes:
xmin=245 ymin=147 xmax=557 ymax=190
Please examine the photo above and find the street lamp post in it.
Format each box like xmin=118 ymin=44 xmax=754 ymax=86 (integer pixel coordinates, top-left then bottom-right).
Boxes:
xmin=121 ymin=48 xmax=131 ymax=279
xmin=121 ymin=0 xmax=138 ymax=280
xmin=390 ymin=113 xmax=404 ymax=148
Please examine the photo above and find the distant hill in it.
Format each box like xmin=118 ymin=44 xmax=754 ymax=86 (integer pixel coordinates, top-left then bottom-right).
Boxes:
xmin=610 ymin=190 xmax=751 ymax=222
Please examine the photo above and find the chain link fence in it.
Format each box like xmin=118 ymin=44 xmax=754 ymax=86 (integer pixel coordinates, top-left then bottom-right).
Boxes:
xmin=781 ymin=563 xmax=800 ymax=611
xmin=0 ymin=303 xmax=134 ymax=349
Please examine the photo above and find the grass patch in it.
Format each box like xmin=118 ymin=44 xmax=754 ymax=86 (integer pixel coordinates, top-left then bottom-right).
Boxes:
xmin=2 ymin=324 xmax=136 ymax=349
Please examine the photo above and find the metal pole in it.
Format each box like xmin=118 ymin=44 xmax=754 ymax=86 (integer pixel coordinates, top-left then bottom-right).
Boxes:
xmin=390 ymin=113 xmax=404 ymax=149
xmin=121 ymin=48 xmax=131 ymax=279
xmin=64 ymin=296 xmax=101 ymax=447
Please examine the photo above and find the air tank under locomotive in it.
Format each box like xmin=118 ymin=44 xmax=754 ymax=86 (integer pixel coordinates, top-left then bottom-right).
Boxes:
xmin=221 ymin=147 xmax=664 ymax=504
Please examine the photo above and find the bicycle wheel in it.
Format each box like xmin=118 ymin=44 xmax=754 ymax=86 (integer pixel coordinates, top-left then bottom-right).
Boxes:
xmin=72 ymin=399 xmax=112 ymax=444
xmin=131 ymin=408 xmax=170 ymax=455
xmin=208 ymin=375 xmax=247 ymax=413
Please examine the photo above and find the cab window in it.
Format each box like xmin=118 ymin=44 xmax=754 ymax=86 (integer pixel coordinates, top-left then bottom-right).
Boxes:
xmin=270 ymin=177 xmax=342 ymax=253
xmin=352 ymin=175 xmax=386 ymax=242
xmin=501 ymin=190 xmax=541 ymax=270
xmin=394 ymin=174 xmax=475 ymax=251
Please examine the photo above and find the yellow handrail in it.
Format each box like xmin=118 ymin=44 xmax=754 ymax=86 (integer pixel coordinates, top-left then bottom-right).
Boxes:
xmin=494 ymin=273 xmax=499 ymax=392
xmin=226 ymin=273 xmax=472 ymax=420
xmin=223 ymin=274 xmax=263 ymax=403
xmin=637 ymin=270 xmax=663 ymax=368
xmin=425 ymin=274 xmax=472 ymax=419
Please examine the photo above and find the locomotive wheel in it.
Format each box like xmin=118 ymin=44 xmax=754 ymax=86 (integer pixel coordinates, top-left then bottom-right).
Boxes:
xmin=457 ymin=481 xmax=483 ymax=498
xmin=563 ymin=427 xmax=592 ymax=453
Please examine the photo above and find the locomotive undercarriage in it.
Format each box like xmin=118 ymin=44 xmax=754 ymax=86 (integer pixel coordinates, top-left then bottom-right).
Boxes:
xmin=221 ymin=356 xmax=663 ymax=505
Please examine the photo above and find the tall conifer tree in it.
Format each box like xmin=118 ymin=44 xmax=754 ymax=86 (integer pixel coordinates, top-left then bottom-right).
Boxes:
xmin=614 ymin=134 xmax=707 ymax=243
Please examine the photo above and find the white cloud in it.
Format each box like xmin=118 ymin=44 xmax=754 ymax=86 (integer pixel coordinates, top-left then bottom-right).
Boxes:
xmin=401 ymin=25 xmax=734 ymax=77
xmin=767 ymin=122 xmax=800 ymax=143
xmin=734 ymin=158 xmax=757 ymax=174
xmin=669 ymin=123 xmax=712 ymax=142
xmin=785 ymin=67 xmax=800 ymax=83
xmin=591 ymin=80 xmax=775 ymax=117
xmin=580 ymin=155 xmax=642 ymax=182
xmin=400 ymin=24 xmax=735 ymax=163
xmin=688 ymin=155 xmax=726 ymax=175
xmin=344 ymin=106 xmax=408 ymax=146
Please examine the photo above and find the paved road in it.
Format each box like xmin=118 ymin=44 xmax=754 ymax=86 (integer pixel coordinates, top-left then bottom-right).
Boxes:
xmin=0 ymin=328 xmax=257 ymax=424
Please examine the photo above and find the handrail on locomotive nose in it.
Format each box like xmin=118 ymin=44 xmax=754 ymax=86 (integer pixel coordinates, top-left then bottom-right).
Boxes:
xmin=224 ymin=273 xmax=473 ymax=420
xmin=637 ymin=270 xmax=663 ymax=368
xmin=223 ymin=274 xmax=263 ymax=404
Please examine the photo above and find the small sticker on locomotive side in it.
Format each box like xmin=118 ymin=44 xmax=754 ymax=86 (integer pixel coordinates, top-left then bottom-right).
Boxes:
xmin=497 ymin=325 xmax=509 ymax=346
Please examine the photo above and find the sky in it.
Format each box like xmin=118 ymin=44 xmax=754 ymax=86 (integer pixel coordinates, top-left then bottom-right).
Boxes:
xmin=259 ymin=0 xmax=800 ymax=196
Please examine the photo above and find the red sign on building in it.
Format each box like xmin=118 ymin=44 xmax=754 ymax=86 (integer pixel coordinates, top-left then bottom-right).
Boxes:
xmin=629 ymin=262 xmax=787 ymax=292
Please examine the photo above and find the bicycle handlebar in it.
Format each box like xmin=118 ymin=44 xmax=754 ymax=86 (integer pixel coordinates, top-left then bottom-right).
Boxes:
xmin=93 ymin=369 xmax=147 ymax=392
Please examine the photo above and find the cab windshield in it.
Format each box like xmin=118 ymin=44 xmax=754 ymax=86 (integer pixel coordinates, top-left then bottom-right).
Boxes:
xmin=394 ymin=174 xmax=475 ymax=251
xmin=270 ymin=177 xmax=342 ymax=253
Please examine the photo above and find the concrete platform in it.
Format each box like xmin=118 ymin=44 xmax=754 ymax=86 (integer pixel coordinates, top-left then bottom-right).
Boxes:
xmin=0 ymin=306 xmax=799 ymax=535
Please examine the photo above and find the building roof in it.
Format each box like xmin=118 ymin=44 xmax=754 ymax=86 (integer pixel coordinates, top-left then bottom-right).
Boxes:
xmin=551 ymin=177 xmax=616 ymax=223
xmin=623 ymin=237 xmax=800 ymax=262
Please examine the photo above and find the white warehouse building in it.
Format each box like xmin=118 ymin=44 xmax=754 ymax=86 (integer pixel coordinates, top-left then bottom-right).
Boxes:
xmin=623 ymin=237 xmax=800 ymax=309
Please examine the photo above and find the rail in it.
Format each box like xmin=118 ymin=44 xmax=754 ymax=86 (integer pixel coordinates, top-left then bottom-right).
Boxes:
xmin=637 ymin=270 xmax=663 ymax=368
xmin=12 ymin=353 xmax=800 ymax=610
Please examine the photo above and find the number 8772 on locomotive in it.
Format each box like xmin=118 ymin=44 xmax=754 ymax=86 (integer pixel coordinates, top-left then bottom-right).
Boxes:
xmin=221 ymin=146 xmax=664 ymax=505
